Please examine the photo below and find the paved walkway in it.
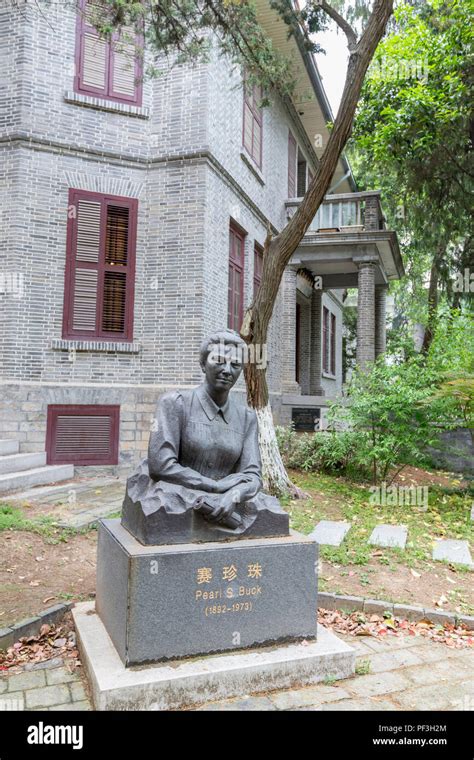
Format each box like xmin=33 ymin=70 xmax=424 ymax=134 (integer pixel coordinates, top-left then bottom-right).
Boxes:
xmin=1 ymin=632 xmax=472 ymax=711
xmin=0 ymin=658 xmax=90 ymax=711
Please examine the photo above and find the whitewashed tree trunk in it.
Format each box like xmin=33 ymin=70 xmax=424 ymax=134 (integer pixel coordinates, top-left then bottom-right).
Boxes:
xmin=256 ymin=403 xmax=301 ymax=496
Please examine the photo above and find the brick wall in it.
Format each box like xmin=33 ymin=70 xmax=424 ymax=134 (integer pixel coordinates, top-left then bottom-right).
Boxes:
xmin=0 ymin=5 xmax=344 ymax=464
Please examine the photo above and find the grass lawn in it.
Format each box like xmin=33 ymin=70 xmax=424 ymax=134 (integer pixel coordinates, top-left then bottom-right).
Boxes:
xmin=282 ymin=467 xmax=473 ymax=615
xmin=0 ymin=464 xmax=472 ymax=627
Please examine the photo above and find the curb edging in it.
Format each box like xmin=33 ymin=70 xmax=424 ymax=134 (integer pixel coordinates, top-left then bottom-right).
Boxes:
xmin=318 ymin=592 xmax=474 ymax=630
xmin=0 ymin=603 xmax=73 ymax=651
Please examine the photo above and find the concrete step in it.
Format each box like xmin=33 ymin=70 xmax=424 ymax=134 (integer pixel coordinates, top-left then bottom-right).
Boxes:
xmin=0 ymin=465 xmax=75 ymax=494
xmin=0 ymin=451 xmax=46 ymax=475
xmin=0 ymin=440 xmax=19 ymax=456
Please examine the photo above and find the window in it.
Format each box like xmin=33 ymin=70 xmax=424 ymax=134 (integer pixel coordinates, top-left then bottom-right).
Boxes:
xmin=288 ymin=131 xmax=297 ymax=197
xmin=297 ymin=148 xmax=307 ymax=197
xmin=228 ymin=224 xmax=245 ymax=331
xmin=75 ymin=0 xmax=142 ymax=105
xmin=323 ymin=306 xmax=336 ymax=375
xmin=46 ymin=405 xmax=120 ymax=465
xmin=242 ymin=79 xmax=263 ymax=167
xmin=295 ymin=302 xmax=301 ymax=384
xmin=253 ymin=242 xmax=263 ymax=296
xmin=63 ymin=189 xmax=138 ymax=341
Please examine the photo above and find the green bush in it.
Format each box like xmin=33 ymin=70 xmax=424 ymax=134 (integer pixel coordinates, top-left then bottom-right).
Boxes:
xmin=275 ymin=425 xmax=367 ymax=476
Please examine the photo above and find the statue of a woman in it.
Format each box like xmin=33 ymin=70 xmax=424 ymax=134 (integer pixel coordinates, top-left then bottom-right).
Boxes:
xmin=121 ymin=330 xmax=289 ymax=545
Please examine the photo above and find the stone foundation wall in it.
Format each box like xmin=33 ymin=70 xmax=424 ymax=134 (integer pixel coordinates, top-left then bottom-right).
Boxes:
xmin=0 ymin=383 xmax=284 ymax=475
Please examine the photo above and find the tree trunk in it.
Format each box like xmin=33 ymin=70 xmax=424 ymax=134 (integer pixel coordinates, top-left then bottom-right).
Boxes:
xmin=241 ymin=0 xmax=394 ymax=495
xmin=421 ymin=242 xmax=445 ymax=354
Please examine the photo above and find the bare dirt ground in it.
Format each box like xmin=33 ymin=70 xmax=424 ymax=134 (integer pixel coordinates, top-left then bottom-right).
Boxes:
xmin=0 ymin=465 xmax=472 ymax=628
xmin=0 ymin=531 xmax=97 ymax=627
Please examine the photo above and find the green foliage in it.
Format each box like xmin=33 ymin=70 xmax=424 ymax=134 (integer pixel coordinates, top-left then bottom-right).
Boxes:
xmin=352 ymin=0 xmax=473 ymax=332
xmin=275 ymin=425 xmax=366 ymax=476
xmin=330 ymin=357 xmax=449 ymax=482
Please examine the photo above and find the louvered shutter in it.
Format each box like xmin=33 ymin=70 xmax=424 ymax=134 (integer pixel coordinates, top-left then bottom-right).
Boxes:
xmin=330 ymin=312 xmax=336 ymax=375
xmin=242 ymin=78 xmax=263 ymax=167
xmin=46 ymin=405 xmax=120 ymax=465
xmin=75 ymin=0 xmax=142 ymax=104
xmin=63 ymin=190 xmax=137 ymax=340
xmin=111 ymin=27 xmax=138 ymax=100
xmin=288 ymin=132 xmax=297 ymax=197
xmin=323 ymin=306 xmax=329 ymax=373
xmin=77 ymin=1 xmax=108 ymax=96
xmin=228 ymin=225 xmax=245 ymax=331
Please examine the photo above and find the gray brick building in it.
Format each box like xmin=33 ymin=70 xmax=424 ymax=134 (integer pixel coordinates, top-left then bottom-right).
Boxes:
xmin=0 ymin=1 xmax=402 ymax=487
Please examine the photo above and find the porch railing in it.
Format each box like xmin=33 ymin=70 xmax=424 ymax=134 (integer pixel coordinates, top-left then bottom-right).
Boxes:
xmin=285 ymin=190 xmax=386 ymax=233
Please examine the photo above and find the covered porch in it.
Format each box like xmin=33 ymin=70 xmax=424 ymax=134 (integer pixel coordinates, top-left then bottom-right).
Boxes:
xmin=278 ymin=191 xmax=403 ymax=428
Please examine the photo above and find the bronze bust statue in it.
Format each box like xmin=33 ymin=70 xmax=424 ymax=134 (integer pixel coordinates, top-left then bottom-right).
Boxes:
xmin=121 ymin=330 xmax=289 ymax=544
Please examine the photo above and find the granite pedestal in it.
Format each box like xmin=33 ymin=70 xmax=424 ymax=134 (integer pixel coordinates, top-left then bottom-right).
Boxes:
xmin=73 ymin=602 xmax=356 ymax=711
xmin=96 ymin=519 xmax=318 ymax=666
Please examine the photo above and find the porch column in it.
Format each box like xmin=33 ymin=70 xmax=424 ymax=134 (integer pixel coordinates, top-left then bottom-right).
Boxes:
xmin=356 ymin=261 xmax=376 ymax=370
xmin=281 ymin=267 xmax=300 ymax=393
xmin=375 ymin=286 xmax=387 ymax=357
xmin=309 ymin=288 xmax=324 ymax=395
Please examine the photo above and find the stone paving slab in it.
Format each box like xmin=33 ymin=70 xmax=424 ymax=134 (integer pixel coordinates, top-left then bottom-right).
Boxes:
xmin=309 ymin=521 xmax=351 ymax=547
xmin=0 ymin=660 xmax=92 ymax=712
xmin=1 ymin=636 xmax=472 ymax=713
xmin=432 ymin=539 xmax=473 ymax=568
xmin=369 ymin=524 xmax=408 ymax=549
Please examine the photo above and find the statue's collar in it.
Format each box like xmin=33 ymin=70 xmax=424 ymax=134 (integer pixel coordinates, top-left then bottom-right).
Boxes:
xmin=196 ymin=384 xmax=231 ymax=423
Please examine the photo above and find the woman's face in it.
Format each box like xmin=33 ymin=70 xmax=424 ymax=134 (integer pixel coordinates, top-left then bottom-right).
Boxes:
xmin=202 ymin=341 xmax=243 ymax=392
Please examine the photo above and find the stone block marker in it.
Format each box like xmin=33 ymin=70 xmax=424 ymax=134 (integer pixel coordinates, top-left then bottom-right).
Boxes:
xmin=432 ymin=539 xmax=473 ymax=569
xmin=309 ymin=521 xmax=351 ymax=547
xmin=369 ymin=524 xmax=407 ymax=550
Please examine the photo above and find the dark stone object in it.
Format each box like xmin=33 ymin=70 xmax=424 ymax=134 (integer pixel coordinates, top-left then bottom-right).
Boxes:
xmin=121 ymin=330 xmax=289 ymax=545
xmin=96 ymin=519 xmax=318 ymax=666
xmin=291 ymin=407 xmax=321 ymax=432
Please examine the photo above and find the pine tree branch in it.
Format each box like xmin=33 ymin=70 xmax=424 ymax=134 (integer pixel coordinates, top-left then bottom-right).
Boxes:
xmin=318 ymin=0 xmax=358 ymax=51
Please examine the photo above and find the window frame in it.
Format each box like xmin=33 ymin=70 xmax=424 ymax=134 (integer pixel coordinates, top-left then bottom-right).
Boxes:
xmin=62 ymin=188 xmax=138 ymax=342
xmin=253 ymin=242 xmax=263 ymax=296
xmin=288 ymin=130 xmax=297 ymax=198
xmin=242 ymin=78 xmax=263 ymax=169
xmin=74 ymin=0 xmax=143 ymax=106
xmin=228 ymin=222 xmax=246 ymax=332
xmin=322 ymin=306 xmax=337 ymax=376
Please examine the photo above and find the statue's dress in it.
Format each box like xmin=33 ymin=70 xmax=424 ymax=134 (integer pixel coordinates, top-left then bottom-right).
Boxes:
xmin=121 ymin=385 xmax=289 ymax=545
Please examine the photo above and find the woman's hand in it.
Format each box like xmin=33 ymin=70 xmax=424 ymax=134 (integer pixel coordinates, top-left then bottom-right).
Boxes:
xmin=205 ymin=487 xmax=241 ymax=524
xmin=214 ymin=473 xmax=252 ymax=493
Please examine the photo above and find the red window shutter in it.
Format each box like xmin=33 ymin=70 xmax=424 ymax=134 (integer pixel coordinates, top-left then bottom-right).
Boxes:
xmin=253 ymin=242 xmax=263 ymax=296
xmin=288 ymin=131 xmax=297 ymax=197
xmin=295 ymin=302 xmax=301 ymax=384
xmin=110 ymin=25 xmax=142 ymax=103
xmin=46 ymin=405 xmax=119 ymax=465
xmin=228 ymin=224 xmax=245 ymax=331
xmin=330 ymin=312 xmax=336 ymax=375
xmin=76 ymin=0 xmax=109 ymax=97
xmin=63 ymin=189 xmax=137 ymax=341
xmin=323 ymin=306 xmax=329 ymax=374
xmin=242 ymin=76 xmax=263 ymax=168
xmin=75 ymin=0 xmax=142 ymax=105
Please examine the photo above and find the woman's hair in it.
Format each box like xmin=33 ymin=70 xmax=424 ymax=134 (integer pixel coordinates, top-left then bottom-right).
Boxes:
xmin=199 ymin=330 xmax=246 ymax=366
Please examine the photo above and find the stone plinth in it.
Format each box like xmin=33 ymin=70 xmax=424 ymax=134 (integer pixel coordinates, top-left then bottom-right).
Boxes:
xmin=73 ymin=602 xmax=355 ymax=711
xmin=96 ymin=519 xmax=318 ymax=666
